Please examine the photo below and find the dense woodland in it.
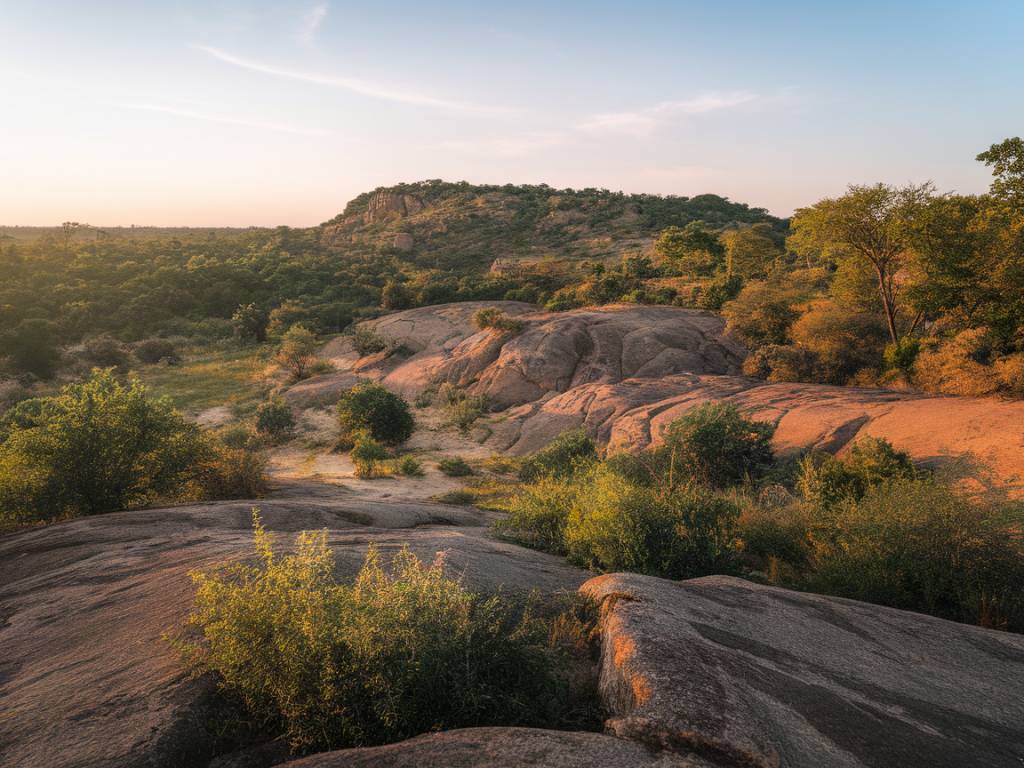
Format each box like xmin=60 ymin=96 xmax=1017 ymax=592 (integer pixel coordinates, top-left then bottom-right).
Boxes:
xmin=0 ymin=139 xmax=1021 ymax=403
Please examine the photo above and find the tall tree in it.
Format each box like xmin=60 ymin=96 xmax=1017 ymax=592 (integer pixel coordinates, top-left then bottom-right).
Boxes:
xmin=977 ymin=137 xmax=1024 ymax=208
xmin=789 ymin=183 xmax=932 ymax=344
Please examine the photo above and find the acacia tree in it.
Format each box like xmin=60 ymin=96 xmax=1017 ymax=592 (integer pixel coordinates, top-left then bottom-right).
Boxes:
xmin=789 ymin=183 xmax=932 ymax=344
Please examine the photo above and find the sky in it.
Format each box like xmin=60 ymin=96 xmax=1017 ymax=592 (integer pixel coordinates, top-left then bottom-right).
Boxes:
xmin=2 ymin=0 xmax=1022 ymax=226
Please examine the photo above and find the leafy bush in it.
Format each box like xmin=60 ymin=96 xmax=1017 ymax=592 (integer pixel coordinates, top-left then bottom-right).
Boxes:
xmin=884 ymin=337 xmax=920 ymax=372
xmin=276 ymin=324 xmax=319 ymax=381
xmin=661 ymin=403 xmax=775 ymax=488
xmin=519 ymin=430 xmax=597 ymax=482
xmin=351 ymin=432 xmax=388 ymax=478
xmin=0 ymin=319 xmax=60 ymax=378
xmin=183 ymin=517 xmax=589 ymax=753
xmin=437 ymin=456 xmax=473 ymax=477
xmin=134 ymin=338 xmax=180 ymax=365
xmin=84 ymin=335 xmax=130 ymax=370
xmin=806 ymin=479 xmax=1024 ymax=631
xmin=395 ymin=455 xmax=424 ymax=477
xmin=352 ymin=326 xmax=389 ymax=357
xmin=255 ymin=398 xmax=295 ymax=443
xmin=473 ymin=308 xmax=524 ymax=333
xmin=0 ymin=369 xmax=209 ymax=524
xmin=797 ymin=437 xmax=916 ymax=509
xmin=496 ymin=475 xmax=578 ymax=554
xmin=188 ymin=445 xmax=268 ymax=500
xmin=232 ymin=303 xmax=268 ymax=344
xmin=446 ymin=394 xmax=489 ymax=433
xmin=337 ymin=382 xmax=414 ymax=447
xmin=564 ymin=468 xmax=740 ymax=578
xmin=741 ymin=344 xmax=818 ymax=382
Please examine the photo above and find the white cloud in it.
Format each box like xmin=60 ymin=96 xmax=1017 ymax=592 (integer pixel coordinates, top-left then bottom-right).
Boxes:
xmin=578 ymin=91 xmax=758 ymax=137
xmin=296 ymin=3 xmax=328 ymax=47
xmin=116 ymin=103 xmax=334 ymax=137
xmin=194 ymin=45 xmax=511 ymax=115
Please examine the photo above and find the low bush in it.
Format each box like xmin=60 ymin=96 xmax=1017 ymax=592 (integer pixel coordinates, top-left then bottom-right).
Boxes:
xmin=661 ymin=403 xmax=775 ymax=488
xmin=564 ymin=468 xmax=741 ymax=578
xmin=434 ymin=489 xmax=475 ymax=505
xmin=254 ymin=398 xmax=295 ymax=444
xmin=797 ymin=437 xmax=916 ymax=509
xmin=84 ymin=335 xmax=130 ymax=370
xmin=351 ymin=326 xmax=389 ymax=357
xmin=446 ymin=394 xmax=489 ymax=433
xmin=806 ymin=479 xmax=1024 ymax=631
xmin=182 ymin=516 xmax=593 ymax=753
xmin=351 ymin=432 xmax=388 ymax=478
xmin=437 ymin=456 xmax=473 ymax=477
xmin=496 ymin=475 xmax=578 ymax=554
xmin=395 ymin=455 xmax=424 ymax=477
xmin=189 ymin=444 xmax=268 ymax=500
xmin=337 ymin=383 xmax=415 ymax=447
xmin=276 ymin=325 xmax=319 ymax=382
xmin=473 ymin=308 xmax=524 ymax=333
xmin=134 ymin=338 xmax=180 ymax=365
xmin=519 ymin=430 xmax=597 ymax=482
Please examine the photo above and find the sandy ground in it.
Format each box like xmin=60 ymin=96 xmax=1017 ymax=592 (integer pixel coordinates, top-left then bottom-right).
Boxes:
xmin=267 ymin=405 xmax=502 ymax=503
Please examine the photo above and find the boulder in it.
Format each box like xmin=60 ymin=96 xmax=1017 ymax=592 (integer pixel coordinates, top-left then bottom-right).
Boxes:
xmin=581 ymin=573 xmax=1024 ymax=768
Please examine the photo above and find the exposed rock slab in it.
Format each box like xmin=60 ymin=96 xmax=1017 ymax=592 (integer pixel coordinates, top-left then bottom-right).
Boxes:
xmin=282 ymin=727 xmax=718 ymax=768
xmin=581 ymin=573 xmax=1024 ymax=768
xmin=312 ymin=303 xmax=744 ymax=407
xmin=0 ymin=500 xmax=586 ymax=768
xmin=487 ymin=373 xmax=1024 ymax=496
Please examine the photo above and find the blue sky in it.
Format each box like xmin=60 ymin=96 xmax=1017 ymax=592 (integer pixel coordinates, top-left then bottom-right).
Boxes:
xmin=2 ymin=1 xmax=1022 ymax=226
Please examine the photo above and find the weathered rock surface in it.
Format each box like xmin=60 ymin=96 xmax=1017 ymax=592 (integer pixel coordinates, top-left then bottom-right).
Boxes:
xmin=486 ymin=372 xmax=1024 ymax=495
xmin=0 ymin=500 xmax=586 ymax=768
xmin=282 ymin=727 xmax=718 ymax=768
xmin=582 ymin=573 xmax=1024 ymax=768
xmin=314 ymin=303 xmax=744 ymax=407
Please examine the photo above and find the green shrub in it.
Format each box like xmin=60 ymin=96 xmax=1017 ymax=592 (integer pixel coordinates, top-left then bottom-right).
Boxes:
xmin=473 ymin=308 xmax=524 ymax=333
xmin=337 ymin=382 xmax=415 ymax=447
xmin=188 ymin=444 xmax=268 ymax=500
xmin=497 ymin=476 xmax=578 ymax=555
xmin=351 ymin=432 xmax=388 ymax=478
xmin=798 ymin=437 xmax=916 ymax=509
xmin=84 ymin=335 xmax=130 ymax=370
xmin=276 ymin=325 xmax=319 ymax=381
xmin=396 ymin=455 xmax=424 ymax=477
xmin=736 ymin=502 xmax=812 ymax=574
xmin=216 ymin=424 xmax=257 ymax=450
xmin=437 ymin=456 xmax=474 ymax=477
xmin=134 ymin=338 xmax=180 ymax=365
xmin=519 ymin=430 xmax=597 ymax=482
xmin=352 ymin=326 xmax=389 ymax=357
xmin=564 ymin=468 xmax=740 ymax=578
xmin=661 ymin=403 xmax=775 ymax=488
xmin=0 ymin=369 xmax=209 ymax=524
xmin=182 ymin=517 xmax=586 ymax=753
xmin=446 ymin=394 xmax=489 ymax=433
xmin=884 ymin=337 xmax=920 ymax=372
xmin=255 ymin=398 xmax=295 ymax=444
xmin=806 ymin=479 xmax=1024 ymax=631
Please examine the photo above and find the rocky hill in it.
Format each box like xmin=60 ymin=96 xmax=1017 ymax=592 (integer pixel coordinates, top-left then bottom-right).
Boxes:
xmin=319 ymin=181 xmax=783 ymax=270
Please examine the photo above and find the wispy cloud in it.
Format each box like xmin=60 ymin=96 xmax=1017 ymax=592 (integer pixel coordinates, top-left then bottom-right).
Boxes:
xmin=115 ymin=103 xmax=333 ymax=137
xmin=296 ymin=3 xmax=328 ymax=47
xmin=194 ymin=45 xmax=510 ymax=115
xmin=578 ymin=91 xmax=758 ymax=137
xmin=441 ymin=132 xmax=566 ymax=157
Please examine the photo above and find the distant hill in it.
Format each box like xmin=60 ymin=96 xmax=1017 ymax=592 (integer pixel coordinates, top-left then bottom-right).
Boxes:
xmin=320 ymin=180 xmax=784 ymax=270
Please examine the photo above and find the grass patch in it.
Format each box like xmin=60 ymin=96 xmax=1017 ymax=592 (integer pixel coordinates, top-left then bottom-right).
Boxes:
xmin=132 ymin=343 xmax=273 ymax=414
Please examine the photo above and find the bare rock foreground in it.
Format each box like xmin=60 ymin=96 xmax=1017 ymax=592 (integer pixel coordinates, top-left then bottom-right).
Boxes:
xmin=3 ymin=502 xmax=1024 ymax=767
